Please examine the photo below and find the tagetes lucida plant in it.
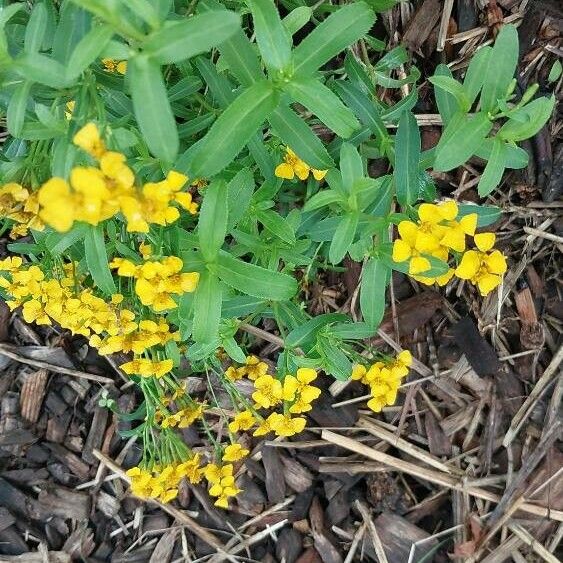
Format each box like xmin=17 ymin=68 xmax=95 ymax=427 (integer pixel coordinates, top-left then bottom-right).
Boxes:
xmin=0 ymin=0 xmax=554 ymax=509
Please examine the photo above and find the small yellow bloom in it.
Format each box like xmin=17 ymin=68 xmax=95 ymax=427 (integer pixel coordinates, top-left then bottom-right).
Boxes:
xmin=275 ymin=147 xmax=327 ymax=182
xmin=269 ymin=413 xmax=307 ymax=437
xmin=229 ymin=410 xmax=256 ymax=433
xmin=222 ymin=443 xmax=249 ymax=462
xmin=252 ymin=375 xmax=283 ymax=409
xmin=73 ymin=123 xmax=106 ymax=159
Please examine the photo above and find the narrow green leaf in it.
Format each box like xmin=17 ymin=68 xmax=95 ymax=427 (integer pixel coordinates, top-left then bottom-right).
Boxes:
xmin=292 ymin=2 xmax=375 ymax=75
xmin=329 ymin=321 xmax=375 ymax=340
xmin=123 ymin=0 xmax=160 ymax=27
xmin=269 ymin=105 xmax=334 ymax=169
xmin=46 ymin=224 xmax=88 ymax=255
xmin=340 ymin=143 xmax=363 ymax=193
xmin=477 ymin=138 xmax=506 ymax=197
xmin=193 ymin=272 xmax=222 ymax=343
xmin=303 ymin=190 xmax=344 ymax=212
xmin=394 ymin=111 xmax=420 ymax=205
xmin=329 ymin=213 xmax=358 ymax=264
xmin=143 ymin=11 xmax=240 ymax=64
xmin=187 ymin=80 xmax=279 ymax=177
xmin=480 ymin=24 xmax=519 ymax=111
xmin=211 ymin=252 xmax=297 ymax=300
xmin=285 ymin=313 xmax=348 ymax=348
xmin=318 ymin=336 xmax=352 ymax=380
xmin=227 ymin=168 xmax=255 ymax=230
xmin=458 ymin=204 xmax=501 ymax=227
xmin=433 ymin=64 xmax=459 ymax=125
xmin=475 ymin=139 xmax=528 ymax=169
xmin=498 ymin=96 xmax=555 ymax=142
xmin=360 ymin=256 xmax=389 ymax=329
xmin=218 ymin=29 xmax=264 ymax=86
xmin=66 ymin=24 xmax=114 ymax=79
xmin=463 ymin=46 xmax=492 ymax=105
xmin=129 ymin=54 xmax=178 ymax=163
xmin=548 ymin=60 xmax=562 ymax=83
xmin=16 ymin=53 xmax=71 ymax=88
xmin=286 ymin=77 xmax=360 ymax=138
xmin=25 ymin=2 xmax=48 ymax=53
xmin=7 ymin=81 xmax=31 ymax=137
xmin=198 ymin=179 xmax=228 ymax=262
xmin=282 ymin=6 xmax=311 ymax=36
xmin=434 ymin=112 xmax=492 ymax=171
xmin=256 ymin=209 xmax=296 ymax=244
xmin=248 ymin=0 xmax=291 ymax=71
xmin=428 ymin=75 xmax=470 ymax=112
xmin=84 ymin=225 xmax=116 ymax=295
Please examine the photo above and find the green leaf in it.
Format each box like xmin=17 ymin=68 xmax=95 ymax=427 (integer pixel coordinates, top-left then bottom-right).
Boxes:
xmin=192 ymin=272 xmax=222 ymax=343
xmin=256 ymin=209 xmax=296 ymax=244
xmin=329 ymin=321 xmax=375 ymax=340
xmin=285 ymin=77 xmax=360 ymax=138
xmin=248 ymin=0 xmax=291 ymax=71
xmin=475 ymin=139 xmax=528 ymax=169
xmin=428 ymin=75 xmax=470 ymax=112
xmin=498 ymin=96 xmax=555 ymax=142
xmin=129 ymin=54 xmax=178 ymax=163
xmin=187 ymin=80 xmax=279 ymax=177
xmin=458 ymin=204 xmax=501 ymax=227
xmin=318 ymin=336 xmax=352 ymax=380
xmin=123 ymin=0 xmax=160 ymax=27
xmin=329 ymin=213 xmax=358 ymax=264
xmin=16 ymin=53 xmax=71 ymax=88
xmin=227 ymin=168 xmax=255 ymax=230
xmin=340 ymin=143 xmax=363 ymax=193
xmin=217 ymin=28 xmax=264 ymax=87
xmin=292 ymin=2 xmax=375 ymax=75
xmin=548 ymin=60 xmax=562 ymax=83
xmin=360 ymin=256 xmax=389 ymax=329
xmin=25 ymin=2 xmax=48 ymax=53
xmin=222 ymin=336 xmax=247 ymax=363
xmin=7 ymin=81 xmax=31 ymax=138
xmin=198 ymin=179 xmax=228 ymax=262
xmin=434 ymin=112 xmax=492 ymax=171
xmin=463 ymin=46 xmax=492 ymax=106
xmin=433 ymin=64 xmax=459 ymax=125
xmin=143 ymin=11 xmax=240 ymax=64
xmin=46 ymin=224 xmax=89 ymax=255
xmin=84 ymin=225 xmax=116 ymax=295
xmin=285 ymin=313 xmax=348 ymax=348
xmin=478 ymin=138 xmax=506 ymax=196
xmin=211 ymin=252 xmax=297 ymax=300
xmin=269 ymin=105 xmax=334 ymax=169
xmin=303 ymin=190 xmax=344 ymax=212
xmin=394 ymin=111 xmax=420 ymax=206
xmin=282 ymin=6 xmax=311 ymax=36
xmin=66 ymin=24 xmax=114 ymax=79
xmin=480 ymin=24 xmax=519 ymax=112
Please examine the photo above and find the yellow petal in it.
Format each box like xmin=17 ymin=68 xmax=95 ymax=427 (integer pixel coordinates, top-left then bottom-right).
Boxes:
xmin=485 ymin=250 xmax=507 ymax=275
xmin=275 ymin=163 xmax=294 ymax=180
xmin=409 ymin=256 xmax=431 ymax=275
xmin=438 ymin=200 xmax=458 ymax=221
xmin=459 ymin=213 xmax=478 ymax=236
xmin=392 ymin=239 xmax=412 ymax=262
xmin=116 ymin=60 xmax=128 ymax=75
xmin=477 ymin=274 xmax=501 ymax=296
xmin=397 ymin=221 xmax=418 ymax=246
xmin=436 ymin=268 xmax=455 ymax=286
xmin=294 ymin=162 xmax=310 ymax=180
xmin=474 ymin=232 xmax=495 ymax=252
xmin=312 ymin=168 xmax=328 ymax=181
xmin=440 ymin=228 xmax=466 ymax=252
xmin=418 ymin=203 xmax=441 ymax=224
xmin=455 ymin=251 xmax=479 ymax=279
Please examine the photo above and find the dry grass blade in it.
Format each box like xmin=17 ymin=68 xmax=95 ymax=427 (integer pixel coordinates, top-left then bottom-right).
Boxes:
xmin=321 ymin=430 xmax=563 ymax=521
xmin=354 ymin=500 xmax=389 ymax=563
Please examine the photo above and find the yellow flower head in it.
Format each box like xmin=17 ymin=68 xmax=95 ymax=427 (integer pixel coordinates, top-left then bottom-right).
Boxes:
xmin=269 ymin=413 xmax=307 ymax=437
xmin=275 ymin=147 xmax=327 ymax=182
xmin=222 ymin=443 xmax=249 ymax=462
xmin=229 ymin=410 xmax=256 ymax=433
xmin=73 ymin=123 xmax=106 ymax=159
xmin=252 ymin=375 xmax=283 ymax=409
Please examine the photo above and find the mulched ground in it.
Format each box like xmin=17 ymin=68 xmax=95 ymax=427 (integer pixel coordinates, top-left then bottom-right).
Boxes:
xmin=0 ymin=1 xmax=562 ymax=562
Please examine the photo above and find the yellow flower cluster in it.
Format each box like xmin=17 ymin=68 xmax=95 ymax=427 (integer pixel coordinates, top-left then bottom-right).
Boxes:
xmin=37 ymin=123 xmax=198 ymax=233
xmin=225 ymin=363 xmax=321 ymax=438
xmin=275 ymin=147 xmax=328 ymax=181
xmin=110 ymin=256 xmax=199 ymax=312
xmin=351 ymin=350 xmax=412 ymax=412
xmin=205 ymin=463 xmax=241 ymax=508
xmin=392 ymin=201 xmax=507 ymax=294
xmin=101 ymin=58 xmax=127 ymax=74
xmin=126 ymin=454 xmax=204 ymax=503
xmin=121 ymin=358 xmax=174 ymax=378
xmin=0 ymin=183 xmax=44 ymax=239
xmin=157 ymin=403 xmax=205 ymax=428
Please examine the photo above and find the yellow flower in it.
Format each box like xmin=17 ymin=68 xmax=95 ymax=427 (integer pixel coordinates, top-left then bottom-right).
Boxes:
xmin=225 ymin=365 xmax=246 ymax=382
xmin=120 ymin=358 xmax=173 ymax=378
xmin=253 ymin=412 xmax=280 ymax=436
xmin=269 ymin=413 xmax=307 ymax=437
xmin=275 ymin=147 xmax=327 ymax=181
xmin=455 ymin=233 xmax=507 ymax=295
xmin=176 ymin=454 xmax=204 ymax=484
xmin=244 ymin=355 xmax=269 ymax=380
xmin=222 ymin=443 xmax=249 ymax=462
xmin=229 ymin=410 xmax=256 ymax=433
xmin=101 ymin=58 xmax=127 ymax=74
xmin=37 ymin=178 xmax=75 ymax=232
xmin=0 ymin=257 xmax=23 ymax=272
xmin=205 ymin=463 xmax=241 ymax=509
xmin=73 ymin=123 xmax=106 ymax=159
xmin=252 ymin=375 xmax=283 ymax=409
